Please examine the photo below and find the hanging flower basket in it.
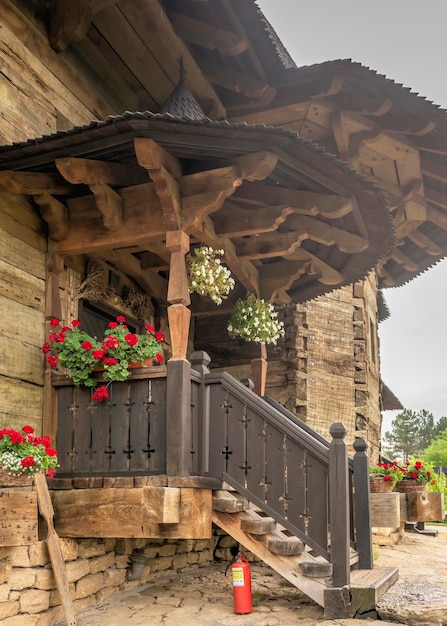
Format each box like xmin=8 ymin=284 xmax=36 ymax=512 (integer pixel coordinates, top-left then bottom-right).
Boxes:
xmin=187 ymin=246 xmax=235 ymax=305
xmin=227 ymin=293 xmax=285 ymax=344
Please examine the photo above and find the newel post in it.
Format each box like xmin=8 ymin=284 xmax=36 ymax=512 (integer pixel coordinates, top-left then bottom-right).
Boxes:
xmin=250 ymin=341 xmax=267 ymax=396
xmin=165 ymin=230 xmax=192 ymax=476
xmin=353 ymin=438 xmax=373 ymax=569
xmin=328 ymin=422 xmax=350 ymax=588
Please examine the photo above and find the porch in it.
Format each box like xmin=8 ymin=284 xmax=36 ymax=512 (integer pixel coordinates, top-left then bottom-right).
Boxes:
xmin=42 ymin=350 xmax=397 ymax=619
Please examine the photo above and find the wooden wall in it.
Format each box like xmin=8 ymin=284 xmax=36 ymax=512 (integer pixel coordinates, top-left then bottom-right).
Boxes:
xmin=0 ymin=0 xmax=125 ymax=145
xmin=0 ymin=191 xmax=46 ymax=431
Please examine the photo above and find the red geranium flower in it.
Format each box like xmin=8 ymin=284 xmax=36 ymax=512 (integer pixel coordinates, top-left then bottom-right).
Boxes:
xmin=81 ymin=341 xmax=93 ymax=350
xmin=47 ymin=355 xmax=59 ymax=368
xmin=45 ymin=448 xmax=58 ymax=457
xmin=22 ymin=426 xmax=34 ymax=434
xmin=50 ymin=318 xmax=60 ymax=327
xmin=92 ymin=386 xmax=109 ymax=402
xmin=41 ymin=342 xmax=51 ymax=354
xmin=155 ymin=331 xmax=165 ymax=342
xmin=103 ymin=357 xmax=119 ymax=367
xmin=21 ymin=456 xmax=35 ymax=467
xmin=108 ymin=321 xmax=118 ymax=329
xmin=71 ymin=320 xmax=81 ymax=327
xmin=116 ymin=315 xmax=126 ymax=323
xmin=125 ymin=333 xmax=138 ymax=346
xmin=155 ymin=353 xmax=163 ymax=363
xmin=145 ymin=325 xmax=155 ymax=333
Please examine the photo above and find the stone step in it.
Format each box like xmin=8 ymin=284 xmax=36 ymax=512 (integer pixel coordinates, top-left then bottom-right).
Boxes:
xmin=240 ymin=510 xmax=276 ymax=534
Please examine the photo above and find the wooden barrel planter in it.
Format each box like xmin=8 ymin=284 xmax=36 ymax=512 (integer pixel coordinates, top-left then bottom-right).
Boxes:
xmin=369 ymin=477 xmax=394 ymax=493
xmin=395 ymin=479 xmax=425 ymax=493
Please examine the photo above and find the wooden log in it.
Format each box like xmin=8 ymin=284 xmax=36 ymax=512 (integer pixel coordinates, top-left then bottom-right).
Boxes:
xmin=141 ymin=486 xmax=180 ymax=524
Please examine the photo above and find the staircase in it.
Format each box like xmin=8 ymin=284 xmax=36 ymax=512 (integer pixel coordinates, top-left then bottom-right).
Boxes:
xmin=212 ymin=488 xmax=399 ymax=618
xmin=189 ymin=354 xmax=399 ymax=618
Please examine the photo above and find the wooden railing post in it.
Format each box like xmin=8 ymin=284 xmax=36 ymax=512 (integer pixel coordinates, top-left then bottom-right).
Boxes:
xmin=353 ymin=438 xmax=373 ymax=569
xmin=190 ymin=350 xmax=211 ymax=475
xmin=328 ymin=422 xmax=350 ymax=588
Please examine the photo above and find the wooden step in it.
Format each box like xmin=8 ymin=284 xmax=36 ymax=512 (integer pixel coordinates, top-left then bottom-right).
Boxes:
xmin=212 ymin=507 xmax=327 ymax=608
xmin=212 ymin=490 xmax=248 ymax=513
xmin=264 ymin=529 xmax=304 ymax=556
xmin=299 ymin=560 xmax=332 ymax=578
xmin=350 ymin=567 xmax=399 ymax=616
xmin=240 ymin=510 xmax=276 ymax=534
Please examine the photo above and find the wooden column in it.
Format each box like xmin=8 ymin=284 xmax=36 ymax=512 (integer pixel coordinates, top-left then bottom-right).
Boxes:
xmin=250 ymin=341 xmax=267 ymax=396
xmin=165 ymin=230 xmax=192 ymax=476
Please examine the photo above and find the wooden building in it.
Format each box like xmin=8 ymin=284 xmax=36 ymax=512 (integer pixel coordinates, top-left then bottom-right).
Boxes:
xmin=0 ymin=1 xmax=446 ymax=622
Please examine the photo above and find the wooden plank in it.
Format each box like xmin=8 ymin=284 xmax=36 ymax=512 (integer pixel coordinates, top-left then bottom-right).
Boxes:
xmin=0 ymin=335 xmax=44 ymax=386
xmin=0 ymin=259 xmax=45 ymax=312
xmin=0 ymin=225 xmax=46 ymax=278
xmin=0 ymin=489 xmax=38 ymax=546
xmin=370 ymin=493 xmax=400 ymax=528
xmin=0 ymin=294 xmax=44 ymax=345
xmin=350 ymin=567 xmax=399 ymax=616
xmin=0 ymin=377 xmax=43 ymax=430
xmin=34 ymin=471 xmax=77 ymax=626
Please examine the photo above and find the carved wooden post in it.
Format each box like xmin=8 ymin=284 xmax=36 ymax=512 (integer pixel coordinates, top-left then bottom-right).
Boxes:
xmin=328 ymin=422 xmax=350 ymax=588
xmin=43 ymin=250 xmax=64 ymax=443
xmin=165 ymin=230 xmax=192 ymax=476
xmin=250 ymin=341 xmax=267 ymax=396
xmin=353 ymin=438 xmax=373 ymax=569
xmin=190 ymin=351 xmax=211 ymax=475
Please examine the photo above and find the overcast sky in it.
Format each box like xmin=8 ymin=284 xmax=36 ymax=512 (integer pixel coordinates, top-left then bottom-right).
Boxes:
xmin=257 ymin=1 xmax=447 ymax=428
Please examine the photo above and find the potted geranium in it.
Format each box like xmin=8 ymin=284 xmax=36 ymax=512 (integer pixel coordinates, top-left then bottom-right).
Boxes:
xmin=42 ymin=316 xmax=165 ymax=399
xmin=395 ymin=459 xmax=437 ymax=492
xmin=0 ymin=425 xmax=58 ymax=482
xmin=369 ymin=461 xmax=403 ymax=492
xmin=227 ymin=293 xmax=285 ymax=344
xmin=187 ymin=246 xmax=235 ymax=305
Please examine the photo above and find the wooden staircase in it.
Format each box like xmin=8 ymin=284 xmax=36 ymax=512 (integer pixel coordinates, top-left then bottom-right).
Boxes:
xmin=212 ymin=489 xmax=399 ymax=618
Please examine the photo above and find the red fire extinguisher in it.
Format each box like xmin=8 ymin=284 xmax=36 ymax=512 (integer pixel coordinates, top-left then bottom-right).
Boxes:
xmin=232 ymin=554 xmax=252 ymax=614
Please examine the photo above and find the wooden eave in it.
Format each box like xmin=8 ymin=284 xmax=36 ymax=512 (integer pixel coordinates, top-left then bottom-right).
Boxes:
xmin=227 ymin=60 xmax=447 ymax=289
xmin=0 ymin=112 xmax=394 ymax=306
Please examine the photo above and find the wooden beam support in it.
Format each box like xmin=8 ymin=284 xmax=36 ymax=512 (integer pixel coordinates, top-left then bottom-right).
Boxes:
xmin=169 ymin=11 xmax=248 ymax=56
xmin=214 ymin=204 xmax=296 ymax=237
xmin=197 ymin=54 xmax=276 ymax=101
xmin=134 ymin=138 xmax=182 ymax=230
xmin=287 ymin=248 xmax=344 ymax=286
xmin=55 ymin=157 xmax=147 ymax=186
xmin=234 ymin=184 xmax=355 ymax=219
xmin=407 ymin=230 xmax=442 ymax=256
xmin=50 ymin=0 xmax=117 ymax=51
xmin=0 ymin=170 xmax=71 ymax=196
xmin=89 ymin=183 xmax=123 ymax=231
xmin=420 ymin=155 xmax=447 ymax=183
xmin=34 ymin=192 xmax=69 ymax=241
xmin=259 ymin=260 xmax=310 ymax=303
xmin=285 ymin=214 xmax=369 ymax=253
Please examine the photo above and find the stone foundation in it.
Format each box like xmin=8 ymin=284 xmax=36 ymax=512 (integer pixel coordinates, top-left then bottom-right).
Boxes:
xmin=0 ymin=535 xmax=215 ymax=625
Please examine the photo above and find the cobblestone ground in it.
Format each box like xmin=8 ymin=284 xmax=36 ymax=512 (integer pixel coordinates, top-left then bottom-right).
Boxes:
xmin=71 ymin=528 xmax=447 ymax=626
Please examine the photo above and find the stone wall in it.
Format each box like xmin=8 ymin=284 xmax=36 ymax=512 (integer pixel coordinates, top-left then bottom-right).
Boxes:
xmin=0 ymin=535 xmax=215 ymax=625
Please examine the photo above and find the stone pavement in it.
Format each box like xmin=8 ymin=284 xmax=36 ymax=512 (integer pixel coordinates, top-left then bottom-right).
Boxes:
xmin=71 ymin=528 xmax=447 ymax=626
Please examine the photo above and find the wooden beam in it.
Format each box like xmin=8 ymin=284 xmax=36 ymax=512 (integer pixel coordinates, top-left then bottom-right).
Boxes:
xmin=33 ymin=192 xmax=69 ymax=241
xmin=93 ymin=250 xmax=167 ymax=302
xmin=420 ymin=156 xmax=447 ymax=183
xmin=57 ymin=193 xmax=165 ymax=255
xmin=285 ymin=214 xmax=369 ymax=253
xmin=55 ymin=157 xmax=147 ymax=186
xmin=197 ymin=54 xmax=276 ymax=101
xmin=0 ymin=170 xmax=71 ymax=195
xmin=214 ymin=204 xmax=296 ymax=237
xmin=234 ymin=184 xmax=355 ymax=219
xmin=287 ymin=248 xmax=344 ymax=286
xmin=89 ymin=182 xmax=123 ymax=231
xmin=390 ymin=249 xmax=419 ymax=272
xmin=259 ymin=260 xmax=310 ymax=302
xmin=427 ymin=205 xmax=447 ymax=231
xmin=134 ymin=138 xmax=182 ymax=230
xmin=407 ymin=230 xmax=442 ymax=256
xmin=169 ymin=11 xmax=248 ymax=56
xmin=50 ymin=0 xmax=116 ymax=51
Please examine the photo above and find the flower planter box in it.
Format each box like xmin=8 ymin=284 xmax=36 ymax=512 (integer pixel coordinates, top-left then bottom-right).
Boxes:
xmin=406 ymin=491 xmax=444 ymax=522
xmin=0 ymin=473 xmax=38 ymax=546
xmin=370 ymin=492 xmax=400 ymax=528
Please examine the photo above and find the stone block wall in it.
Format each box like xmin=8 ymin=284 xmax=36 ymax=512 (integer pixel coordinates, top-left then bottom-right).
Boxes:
xmin=0 ymin=535 xmax=215 ymax=624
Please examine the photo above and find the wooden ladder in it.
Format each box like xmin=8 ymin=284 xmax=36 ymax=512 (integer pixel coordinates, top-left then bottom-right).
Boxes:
xmin=212 ymin=489 xmax=399 ymax=617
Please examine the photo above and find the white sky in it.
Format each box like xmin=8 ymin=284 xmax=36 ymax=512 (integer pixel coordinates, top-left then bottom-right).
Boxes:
xmin=257 ymin=1 xmax=447 ymax=428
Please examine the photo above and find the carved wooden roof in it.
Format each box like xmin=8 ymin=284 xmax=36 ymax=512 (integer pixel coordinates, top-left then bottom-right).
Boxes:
xmin=0 ymin=112 xmax=394 ymax=308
